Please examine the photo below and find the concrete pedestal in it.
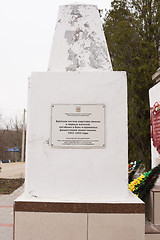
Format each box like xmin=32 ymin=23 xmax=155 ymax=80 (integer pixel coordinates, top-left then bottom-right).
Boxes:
xmin=146 ymin=185 xmax=160 ymax=225
xmin=14 ymin=193 xmax=145 ymax=240
xmin=145 ymin=186 xmax=160 ymax=239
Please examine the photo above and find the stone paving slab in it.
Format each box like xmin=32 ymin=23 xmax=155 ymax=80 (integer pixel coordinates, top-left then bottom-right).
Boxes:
xmin=0 ymin=163 xmax=25 ymax=179
xmin=0 ymin=185 xmax=24 ymax=240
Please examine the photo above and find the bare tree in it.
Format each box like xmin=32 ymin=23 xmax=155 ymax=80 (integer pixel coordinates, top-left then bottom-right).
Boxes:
xmin=0 ymin=113 xmax=5 ymax=140
xmin=0 ymin=115 xmax=24 ymax=162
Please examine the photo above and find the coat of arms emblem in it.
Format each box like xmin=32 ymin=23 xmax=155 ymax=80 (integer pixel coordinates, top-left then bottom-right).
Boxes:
xmin=151 ymin=102 xmax=160 ymax=154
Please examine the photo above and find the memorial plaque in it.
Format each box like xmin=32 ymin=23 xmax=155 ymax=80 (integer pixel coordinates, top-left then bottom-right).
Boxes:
xmin=51 ymin=104 xmax=105 ymax=148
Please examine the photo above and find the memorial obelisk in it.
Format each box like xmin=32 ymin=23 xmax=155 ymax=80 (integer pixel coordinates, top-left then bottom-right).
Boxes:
xmin=14 ymin=4 xmax=145 ymax=240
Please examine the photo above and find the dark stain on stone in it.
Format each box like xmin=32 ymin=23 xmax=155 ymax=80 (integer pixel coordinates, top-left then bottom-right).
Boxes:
xmin=14 ymin=201 xmax=145 ymax=213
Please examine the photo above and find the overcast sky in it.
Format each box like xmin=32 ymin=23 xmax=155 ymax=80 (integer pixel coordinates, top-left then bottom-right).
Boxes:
xmin=0 ymin=0 xmax=112 ymax=122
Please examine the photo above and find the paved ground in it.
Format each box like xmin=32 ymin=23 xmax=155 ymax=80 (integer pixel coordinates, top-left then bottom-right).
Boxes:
xmin=0 ymin=162 xmax=25 ymax=239
xmin=0 ymin=162 xmax=25 ymax=178
xmin=0 ymin=185 xmax=24 ymax=240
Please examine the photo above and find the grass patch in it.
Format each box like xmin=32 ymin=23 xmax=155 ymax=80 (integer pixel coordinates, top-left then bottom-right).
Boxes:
xmin=0 ymin=178 xmax=24 ymax=194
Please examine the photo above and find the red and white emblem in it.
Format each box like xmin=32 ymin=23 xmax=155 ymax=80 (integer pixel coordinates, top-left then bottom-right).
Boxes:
xmin=151 ymin=102 xmax=160 ymax=154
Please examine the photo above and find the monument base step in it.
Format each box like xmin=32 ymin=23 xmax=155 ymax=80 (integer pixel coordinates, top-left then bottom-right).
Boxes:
xmin=14 ymin=195 xmax=145 ymax=240
xmin=145 ymin=218 xmax=160 ymax=240
xmin=145 ymin=185 xmax=160 ymax=225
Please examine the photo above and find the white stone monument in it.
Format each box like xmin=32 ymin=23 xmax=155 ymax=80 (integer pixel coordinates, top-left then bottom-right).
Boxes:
xmin=150 ymin=67 xmax=160 ymax=169
xmin=146 ymin=59 xmax=160 ymax=225
xmin=14 ymin=4 xmax=145 ymax=240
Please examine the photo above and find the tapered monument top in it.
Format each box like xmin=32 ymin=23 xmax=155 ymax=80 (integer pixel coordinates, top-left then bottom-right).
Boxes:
xmin=48 ymin=4 xmax=112 ymax=71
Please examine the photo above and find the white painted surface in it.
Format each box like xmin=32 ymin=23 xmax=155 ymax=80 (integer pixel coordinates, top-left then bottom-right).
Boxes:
xmin=25 ymin=71 xmax=129 ymax=201
xmin=149 ymin=82 xmax=160 ymax=168
xmin=15 ymin=190 xmax=143 ymax=203
xmin=23 ymin=4 xmax=136 ymax=202
xmin=48 ymin=5 xmax=112 ymax=72
xmin=152 ymin=67 xmax=160 ymax=83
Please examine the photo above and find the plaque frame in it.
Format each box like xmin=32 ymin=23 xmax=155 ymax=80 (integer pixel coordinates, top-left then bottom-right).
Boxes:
xmin=50 ymin=104 xmax=106 ymax=149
